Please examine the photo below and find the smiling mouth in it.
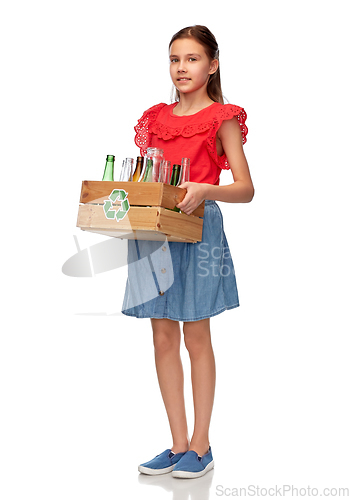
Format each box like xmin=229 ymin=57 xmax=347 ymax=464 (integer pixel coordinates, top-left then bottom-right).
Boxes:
xmin=177 ymin=78 xmax=191 ymax=81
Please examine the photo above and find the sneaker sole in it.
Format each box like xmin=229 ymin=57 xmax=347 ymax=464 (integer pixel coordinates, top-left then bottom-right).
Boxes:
xmin=172 ymin=460 xmax=214 ymax=479
xmin=138 ymin=464 xmax=175 ymax=475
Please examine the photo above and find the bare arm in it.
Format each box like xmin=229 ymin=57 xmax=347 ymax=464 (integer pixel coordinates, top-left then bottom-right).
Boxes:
xmin=177 ymin=117 xmax=254 ymax=214
xmin=205 ymin=117 xmax=254 ymax=202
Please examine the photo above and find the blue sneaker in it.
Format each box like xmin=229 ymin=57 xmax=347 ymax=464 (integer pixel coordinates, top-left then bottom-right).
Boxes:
xmin=172 ymin=447 xmax=214 ymax=478
xmin=138 ymin=449 xmax=187 ymax=475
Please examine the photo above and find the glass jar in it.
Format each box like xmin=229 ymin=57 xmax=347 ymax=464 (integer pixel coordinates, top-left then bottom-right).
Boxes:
xmin=140 ymin=147 xmax=164 ymax=182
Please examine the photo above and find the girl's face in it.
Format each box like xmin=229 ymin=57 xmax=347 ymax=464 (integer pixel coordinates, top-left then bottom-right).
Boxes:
xmin=169 ymin=37 xmax=218 ymax=97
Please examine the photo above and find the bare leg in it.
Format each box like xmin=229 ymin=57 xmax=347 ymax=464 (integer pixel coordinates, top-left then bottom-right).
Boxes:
xmin=183 ymin=318 xmax=216 ymax=456
xmin=151 ymin=318 xmax=189 ymax=453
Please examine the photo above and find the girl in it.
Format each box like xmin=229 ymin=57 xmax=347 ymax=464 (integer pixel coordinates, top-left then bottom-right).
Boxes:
xmin=122 ymin=25 xmax=254 ymax=479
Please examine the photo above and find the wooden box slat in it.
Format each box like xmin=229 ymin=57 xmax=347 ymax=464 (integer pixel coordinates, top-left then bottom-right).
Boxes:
xmin=156 ymin=208 xmax=203 ymax=242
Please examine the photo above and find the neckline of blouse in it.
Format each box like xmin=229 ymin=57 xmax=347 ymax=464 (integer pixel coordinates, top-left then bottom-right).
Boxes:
xmin=170 ymin=102 xmax=217 ymax=118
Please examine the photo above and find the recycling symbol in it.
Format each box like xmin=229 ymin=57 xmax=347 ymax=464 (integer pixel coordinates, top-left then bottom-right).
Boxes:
xmin=103 ymin=189 xmax=130 ymax=222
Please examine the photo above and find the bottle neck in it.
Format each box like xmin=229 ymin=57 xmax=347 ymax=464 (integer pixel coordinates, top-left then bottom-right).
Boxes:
xmin=102 ymin=158 xmax=115 ymax=181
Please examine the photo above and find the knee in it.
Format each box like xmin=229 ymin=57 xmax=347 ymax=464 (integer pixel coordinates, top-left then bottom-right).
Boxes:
xmin=154 ymin=331 xmax=179 ymax=356
xmin=183 ymin=324 xmax=211 ymax=358
xmin=153 ymin=322 xmax=180 ymax=356
xmin=184 ymin=334 xmax=203 ymax=358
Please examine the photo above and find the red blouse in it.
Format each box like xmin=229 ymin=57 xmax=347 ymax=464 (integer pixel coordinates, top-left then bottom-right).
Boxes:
xmin=134 ymin=102 xmax=248 ymax=186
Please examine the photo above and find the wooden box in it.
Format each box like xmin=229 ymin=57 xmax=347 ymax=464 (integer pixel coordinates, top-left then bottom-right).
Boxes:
xmin=77 ymin=181 xmax=205 ymax=243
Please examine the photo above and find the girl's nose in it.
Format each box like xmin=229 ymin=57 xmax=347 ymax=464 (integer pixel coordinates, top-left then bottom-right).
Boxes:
xmin=177 ymin=61 xmax=186 ymax=73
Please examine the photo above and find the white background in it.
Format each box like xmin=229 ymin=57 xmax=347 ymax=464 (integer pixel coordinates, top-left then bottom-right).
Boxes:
xmin=1 ymin=0 xmax=349 ymax=498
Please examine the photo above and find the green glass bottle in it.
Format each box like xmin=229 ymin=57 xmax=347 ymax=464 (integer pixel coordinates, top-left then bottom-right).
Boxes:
xmin=102 ymin=155 xmax=115 ymax=181
xmin=170 ymin=164 xmax=181 ymax=212
xmin=170 ymin=164 xmax=181 ymax=186
xmin=142 ymin=159 xmax=153 ymax=182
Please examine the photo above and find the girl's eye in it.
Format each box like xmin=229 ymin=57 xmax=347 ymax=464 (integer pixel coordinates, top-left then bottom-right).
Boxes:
xmin=170 ymin=57 xmax=197 ymax=63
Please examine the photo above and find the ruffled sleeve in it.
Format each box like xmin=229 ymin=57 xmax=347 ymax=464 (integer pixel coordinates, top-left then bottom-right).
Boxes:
xmin=207 ymin=104 xmax=248 ymax=170
xmin=134 ymin=103 xmax=167 ymax=156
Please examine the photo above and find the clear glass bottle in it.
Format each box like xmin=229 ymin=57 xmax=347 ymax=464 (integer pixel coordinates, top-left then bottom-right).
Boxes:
xmin=102 ymin=155 xmax=115 ymax=181
xmin=179 ymin=157 xmax=190 ymax=184
xmin=159 ymin=160 xmax=172 ymax=184
xmin=119 ymin=158 xmax=134 ymax=181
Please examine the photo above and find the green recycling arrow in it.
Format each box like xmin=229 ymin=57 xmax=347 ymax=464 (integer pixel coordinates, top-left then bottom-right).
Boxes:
xmin=103 ymin=189 xmax=130 ymax=222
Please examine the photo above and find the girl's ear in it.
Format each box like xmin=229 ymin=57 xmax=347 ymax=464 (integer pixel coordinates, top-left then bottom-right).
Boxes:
xmin=209 ymin=59 xmax=219 ymax=75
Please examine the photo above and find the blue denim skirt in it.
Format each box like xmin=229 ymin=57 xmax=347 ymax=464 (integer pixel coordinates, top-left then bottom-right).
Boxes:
xmin=121 ymin=200 xmax=239 ymax=322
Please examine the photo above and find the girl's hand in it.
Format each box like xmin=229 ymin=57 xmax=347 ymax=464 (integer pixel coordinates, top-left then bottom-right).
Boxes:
xmin=176 ymin=182 xmax=208 ymax=215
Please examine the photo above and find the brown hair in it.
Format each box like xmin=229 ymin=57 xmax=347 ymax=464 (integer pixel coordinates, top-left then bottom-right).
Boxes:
xmin=169 ymin=25 xmax=224 ymax=104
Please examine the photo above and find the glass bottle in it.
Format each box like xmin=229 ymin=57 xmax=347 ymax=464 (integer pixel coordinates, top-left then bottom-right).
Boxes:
xmin=132 ymin=156 xmax=144 ymax=182
xmin=170 ymin=164 xmax=181 ymax=186
xmin=102 ymin=155 xmax=115 ymax=181
xmin=119 ymin=158 xmax=134 ymax=181
xmin=126 ymin=158 xmax=134 ymax=181
xmin=142 ymin=158 xmax=153 ymax=182
xmin=169 ymin=164 xmax=181 ymax=212
xmin=179 ymin=157 xmax=190 ymax=184
xmin=159 ymin=160 xmax=172 ymax=184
